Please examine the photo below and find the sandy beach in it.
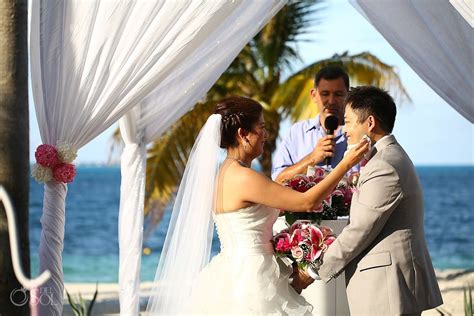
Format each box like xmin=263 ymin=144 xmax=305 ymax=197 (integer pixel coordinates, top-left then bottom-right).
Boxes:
xmin=62 ymin=269 xmax=473 ymax=315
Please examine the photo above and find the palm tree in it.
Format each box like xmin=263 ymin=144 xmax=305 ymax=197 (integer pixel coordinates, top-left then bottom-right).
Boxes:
xmin=0 ymin=0 xmax=30 ymax=314
xmin=140 ymin=2 xmax=410 ymax=226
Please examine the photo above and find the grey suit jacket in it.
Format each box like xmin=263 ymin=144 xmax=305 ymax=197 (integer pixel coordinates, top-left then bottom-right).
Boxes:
xmin=318 ymin=135 xmax=443 ymax=315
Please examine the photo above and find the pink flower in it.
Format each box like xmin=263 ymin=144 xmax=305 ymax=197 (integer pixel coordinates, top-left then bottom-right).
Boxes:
xmin=331 ymin=189 xmax=344 ymax=198
xmin=290 ymin=229 xmax=306 ymax=246
xmin=291 ymin=246 xmax=304 ymax=261
xmin=35 ymin=144 xmax=60 ymax=168
xmin=312 ymin=203 xmax=324 ymax=213
xmin=308 ymin=226 xmax=323 ymax=245
xmin=274 ymin=233 xmax=291 ymax=252
xmin=344 ymin=190 xmax=353 ymax=205
xmin=53 ymin=163 xmax=76 ymax=183
xmin=323 ymin=194 xmax=332 ymax=207
xmin=307 ymin=176 xmax=324 ymax=184
xmin=319 ymin=226 xmax=334 ymax=239
xmin=324 ymin=236 xmax=336 ymax=246
xmin=314 ymin=167 xmax=325 ymax=178
xmin=308 ymin=244 xmax=323 ymax=261
xmin=289 ymin=220 xmax=312 ymax=234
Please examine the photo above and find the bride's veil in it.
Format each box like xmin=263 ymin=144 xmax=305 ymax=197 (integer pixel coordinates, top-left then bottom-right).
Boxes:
xmin=146 ymin=114 xmax=223 ymax=314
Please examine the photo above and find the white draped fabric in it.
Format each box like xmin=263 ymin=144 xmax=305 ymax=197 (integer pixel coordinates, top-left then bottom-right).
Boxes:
xmin=117 ymin=2 xmax=286 ymax=313
xmin=351 ymin=0 xmax=474 ymax=123
xmin=30 ymin=1 xmax=282 ymax=314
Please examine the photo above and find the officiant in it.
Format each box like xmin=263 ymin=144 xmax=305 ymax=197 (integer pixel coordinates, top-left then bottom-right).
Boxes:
xmin=271 ymin=65 xmax=354 ymax=315
xmin=272 ymin=65 xmax=352 ymax=183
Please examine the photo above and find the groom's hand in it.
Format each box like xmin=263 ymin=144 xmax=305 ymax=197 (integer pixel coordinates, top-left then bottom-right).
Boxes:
xmin=311 ymin=135 xmax=335 ymax=165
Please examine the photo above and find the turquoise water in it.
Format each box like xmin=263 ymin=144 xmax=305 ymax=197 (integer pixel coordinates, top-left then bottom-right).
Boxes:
xmin=29 ymin=166 xmax=473 ymax=282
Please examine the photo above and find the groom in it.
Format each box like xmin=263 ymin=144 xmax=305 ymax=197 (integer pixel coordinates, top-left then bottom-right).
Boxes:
xmin=318 ymin=86 xmax=443 ymax=315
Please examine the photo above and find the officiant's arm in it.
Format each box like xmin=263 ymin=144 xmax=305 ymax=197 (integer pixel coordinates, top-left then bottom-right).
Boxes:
xmin=318 ymin=160 xmax=403 ymax=283
xmin=239 ymin=141 xmax=368 ymax=211
xmin=274 ymin=135 xmax=336 ymax=184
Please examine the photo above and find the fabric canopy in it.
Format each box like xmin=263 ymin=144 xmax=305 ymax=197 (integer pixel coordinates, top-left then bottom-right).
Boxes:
xmin=117 ymin=1 xmax=286 ymax=313
xmin=29 ymin=1 xmax=286 ymax=314
xmin=351 ymin=0 xmax=474 ymax=122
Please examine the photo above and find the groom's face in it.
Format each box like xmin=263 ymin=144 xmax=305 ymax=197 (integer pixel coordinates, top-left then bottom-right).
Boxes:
xmin=343 ymin=105 xmax=368 ymax=145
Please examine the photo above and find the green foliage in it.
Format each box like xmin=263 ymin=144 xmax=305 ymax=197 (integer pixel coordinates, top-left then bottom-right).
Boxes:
xmin=465 ymin=283 xmax=473 ymax=316
xmin=65 ymin=282 xmax=98 ymax=316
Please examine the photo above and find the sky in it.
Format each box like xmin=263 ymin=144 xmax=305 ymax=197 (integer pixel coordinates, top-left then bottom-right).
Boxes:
xmin=29 ymin=0 xmax=473 ymax=166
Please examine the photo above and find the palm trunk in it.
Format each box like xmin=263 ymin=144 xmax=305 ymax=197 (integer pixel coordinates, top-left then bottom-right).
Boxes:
xmin=260 ymin=110 xmax=281 ymax=177
xmin=0 ymin=0 xmax=30 ymax=314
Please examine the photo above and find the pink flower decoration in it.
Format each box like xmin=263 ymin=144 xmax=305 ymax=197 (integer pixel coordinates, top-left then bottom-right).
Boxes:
xmin=35 ymin=144 xmax=60 ymax=168
xmin=343 ymin=187 xmax=353 ymax=205
xmin=331 ymin=189 xmax=344 ymax=198
xmin=291 ymin=246 xmax=304 ymax=261
xmin=324 ymin=236 xmax=336 ymax=246
xmin=312 ymin=203 xmax=324 ymax=213
xmin=274 ymin=233 xmax=291 ymax=252
xmin=314 ymin=167 xmax=325 ymax=177
xmin=291 ymin=229 xmax=305 ymax=246
xmin=308 ymin=226 xmax=323 ymax=245
xmin=309 ymin=244 xmax=323 ymax=261
xmin=320 ymin=226 xmax=334 ymax=239
xmin=323 ymin=195 xmax=332 ymax=206
xmin=53 ymin=163 xmax=76 ymax=183
xmin=289 ymin=220 xmax=312 ymax=234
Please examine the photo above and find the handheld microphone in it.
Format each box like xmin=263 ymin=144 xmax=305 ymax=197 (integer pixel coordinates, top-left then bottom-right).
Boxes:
xmin=324 ymin=115 xmax=339 ymax=166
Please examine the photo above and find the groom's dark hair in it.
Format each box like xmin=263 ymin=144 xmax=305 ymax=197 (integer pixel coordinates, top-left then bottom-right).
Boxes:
xmin=345 ymin=86 xmax=396 ymax=133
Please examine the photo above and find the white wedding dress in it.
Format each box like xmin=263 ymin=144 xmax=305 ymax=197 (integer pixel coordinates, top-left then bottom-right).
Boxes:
xmin=188 ymin=204 xmax=313 ymax=315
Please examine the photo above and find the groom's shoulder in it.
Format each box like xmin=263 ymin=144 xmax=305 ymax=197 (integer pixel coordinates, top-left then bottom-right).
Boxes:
xmin=379 ymin=142 xmax=413 ymax=169
xmin=368 ymin=144 xmax=415 ymax=184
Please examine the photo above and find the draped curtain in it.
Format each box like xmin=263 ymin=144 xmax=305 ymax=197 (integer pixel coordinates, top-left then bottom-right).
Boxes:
xmin=29 ymin=1 xmax=285 ymax=314
xmin=351 ymin=0 xmax=474 ymax=122
xmin=117 ymin=1 xmax=286 ymax=313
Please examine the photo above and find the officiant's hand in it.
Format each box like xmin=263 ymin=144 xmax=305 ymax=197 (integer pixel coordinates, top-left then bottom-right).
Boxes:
xmin=311 ymin=135 xmax=335 ymax=165
xmin=290 ymin=264 xmax=315 ymax=294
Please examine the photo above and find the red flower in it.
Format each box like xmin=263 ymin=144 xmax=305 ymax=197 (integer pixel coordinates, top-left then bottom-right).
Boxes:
xmin=53 ymin=163 xmax=77 ymax=183
xmin=274 ymin=233 xmax=291 ymax=252
xmin=35 ymin=144 xmax=60 ymax=168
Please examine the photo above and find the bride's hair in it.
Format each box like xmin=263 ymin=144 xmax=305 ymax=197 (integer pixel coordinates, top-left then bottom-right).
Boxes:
xmin=214 ymin=96 xmax=263 ymax=149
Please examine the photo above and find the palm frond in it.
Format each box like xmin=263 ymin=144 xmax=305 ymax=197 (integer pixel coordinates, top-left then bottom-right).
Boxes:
xmin=144 ymin=102 xmax=215 ymax=215
xmin=253 ymin=1 xmax=324 ymax=80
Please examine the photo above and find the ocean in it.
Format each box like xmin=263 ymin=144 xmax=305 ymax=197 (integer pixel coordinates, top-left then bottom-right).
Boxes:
xmin=28 ymin=166 xmax=473 ymax=283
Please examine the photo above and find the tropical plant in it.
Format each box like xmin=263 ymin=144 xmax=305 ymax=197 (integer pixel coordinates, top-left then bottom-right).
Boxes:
xmin=65 ymin=283 xmax=99 ymax=316
xmin=118 ymin=2 xmax=411 ymax=228
xmin=465 ymin=283 xmax=473 ymax=316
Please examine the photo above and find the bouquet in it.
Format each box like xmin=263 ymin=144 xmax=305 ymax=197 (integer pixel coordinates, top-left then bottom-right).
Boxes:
xmin=273 ymin=220 xmax=336 ymax=291
xmin=282 ymin=167 xmax=358 ymax=225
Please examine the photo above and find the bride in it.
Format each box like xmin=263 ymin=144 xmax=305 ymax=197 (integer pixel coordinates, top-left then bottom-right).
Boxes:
xmin=146 ymin=96 xmax=368 ymax=315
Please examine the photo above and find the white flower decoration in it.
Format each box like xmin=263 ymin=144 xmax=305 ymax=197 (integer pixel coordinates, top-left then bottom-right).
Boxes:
xmin=57 ymin=142 xmax=77 ymax=163
xmin=31 ymin=164 xmax=52 ymax=183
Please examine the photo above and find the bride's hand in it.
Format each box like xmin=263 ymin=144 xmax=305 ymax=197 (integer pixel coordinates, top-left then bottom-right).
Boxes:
xmin=342 ymin=140 xmax=370 ymax=169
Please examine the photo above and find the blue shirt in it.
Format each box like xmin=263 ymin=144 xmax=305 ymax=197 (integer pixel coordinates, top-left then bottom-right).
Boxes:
xmin=272 ymin=115 xmax=352 ymax=180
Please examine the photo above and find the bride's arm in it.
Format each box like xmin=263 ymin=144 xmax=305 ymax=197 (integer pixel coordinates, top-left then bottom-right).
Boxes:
xmin=238 ymin=141 xmax=368 ymax=212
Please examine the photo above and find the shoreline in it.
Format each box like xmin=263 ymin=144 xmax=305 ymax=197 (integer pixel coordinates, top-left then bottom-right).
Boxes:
xmin=62 ymin=268 xmax=473 ymax=315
